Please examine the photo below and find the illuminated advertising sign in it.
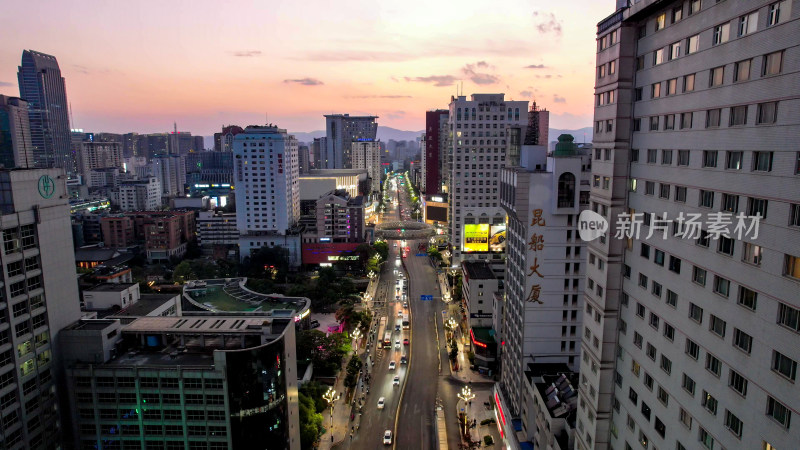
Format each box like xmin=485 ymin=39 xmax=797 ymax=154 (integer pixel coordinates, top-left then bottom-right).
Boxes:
xmin=489 ymin=224 xmax=507 ymax=253
xmin=463 ymin=224 xmax=489 ymax=252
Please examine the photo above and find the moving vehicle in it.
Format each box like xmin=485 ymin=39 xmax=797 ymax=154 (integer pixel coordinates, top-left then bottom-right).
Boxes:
xmin=378 ymin=317 xmax=389 ymax=348
xmin=395 ymin=340 xmax=400 ymax=350
xmin=383 ymin=331 xmax=392 ymax=348
xmin=395 ymin=319 xmax=401 ymax=331
xmin=402 ymin=313 xmax=409 ymax=330
xmin=403 ymin=301 xmax=408 ymax=308
xmin=389 ymin=361 xmax=396 ymax=370
xmin=393 ymin=376 xmax=400 ymax=386
xmin=403 ymin=338 xmax=409 ymax=346
xmin=383 ymin=430 xmax=392 ymax=445
xmin=400 ymin=354 xmax=408 ymax=364
xmin=377 ymin=397 xmax=385 ymax=409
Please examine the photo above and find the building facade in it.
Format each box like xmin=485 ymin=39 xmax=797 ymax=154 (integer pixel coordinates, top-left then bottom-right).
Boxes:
xmin=79 ymin=141 xmax=123 ymax=177
xmin=350 ymin=140 xmax=381 ymax=196
xmin=101 ymin=215 xmax=136 ymax=249
xmin=314 ymin=190 xmax=365 ymax=243
xmin=62 ymin=314 xmax=300 ymax=450
xmin=497 ymin=138 xmax=591 ymax=441
xmin=448 ymin=94 xmax=528 ymax=267
xmin=423 ymin=109 xmax=449 ymax=195
xmin=0 ymin=95 xmax=34 ymax=169
xmin=116 ymin=177 xmax=161 ymax=211
xmin=17 ymin=50 xmax=74 ymax=174
xmin=150 ymin=155 xmax=187 ymax=198
xmin=0 ymin=168 xmax=82 ymax=448
xmin=577 ymin=2 xmax=800 ymax=450
xmin=323 ymin=114 xmax=378 ymax=169
xmin=197 ymin=211 xmax=239 ymax=246
xmin=461 ymin=260 xmax=501 ymax=369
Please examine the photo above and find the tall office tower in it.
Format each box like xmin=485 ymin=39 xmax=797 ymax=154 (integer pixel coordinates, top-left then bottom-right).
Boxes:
xmin=122 ymin=132 xmax=140 ymax=157
xmin=0 ymin=168 xmax=81 ymax=448
xmin=233 ymin=125 xmax=300 ymax=234
xmin=351 ymin=140 xmax=382 ymax=196
xmin=213 ymin=125 xmax=244 ymax=152
xmin=150 ymin=154 xmax=186 ymax=197
xmin=577 ymin=2 xmax=800 ymax=450
xmin=524 ymin=102 xmax=550 ymax=146
xmin=194 ymin=135 xmax=205 ymax=152
xmin=495 ymin=136 xmax=591 ymax=438
xmin=423 ymin=109 xmax=449 ymax=195
xmin=447 ymin=94 xmax=528 ymax=266
xmin=0 ymin=95 xmax=34 ymax=168
xmin=168 ymin=129 xmax=195 ymax=155
xmin=312 ymin=137 xmax=326 ymax=168
xmin=78 ymin=141 xmax=123 ymax=176
xmin=17 ymin=50 xmax=75 ymax=174
xmin=145 ymin=133 xmax=169 ymax=158
xmin=297 ymin=144 xmax=310 ymax=174
xmin=323 ymin=114 xmax=378 ymax=169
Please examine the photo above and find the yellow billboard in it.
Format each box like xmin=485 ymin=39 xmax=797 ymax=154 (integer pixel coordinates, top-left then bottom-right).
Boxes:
xmin=463 ymin=224 xmax=490 ymax=252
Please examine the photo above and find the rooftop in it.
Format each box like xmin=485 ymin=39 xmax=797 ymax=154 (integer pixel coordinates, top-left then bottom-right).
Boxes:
xmin=525 ymin=363 xmax=578 ymax=434
xmin=112 ymin=294 xmax=178 ymax=317
xmin=85 ymin=283 xmax=137 ymax=293
xmin=183 ymin=278 xmax=310 ymax=318
xmin=462 ymin=260 xmax=496 ymax=280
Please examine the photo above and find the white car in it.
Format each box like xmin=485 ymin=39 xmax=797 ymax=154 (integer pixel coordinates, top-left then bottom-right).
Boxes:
xmin=397 ymin=311 xmax=403 ymax=317
xmin=383 ymin=430 xmax=392 ymax=445
xmin=389 ymin=361 xmax=396 ymax=370
xmin=393 ymin=376 xmax=400 ymax=386
xmin=377 ymin=397 xmax=385 ymax=409
xmin=395 ymin=340 xmax=401 ymax=350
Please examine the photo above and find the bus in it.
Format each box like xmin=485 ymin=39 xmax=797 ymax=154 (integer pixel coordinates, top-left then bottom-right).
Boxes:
xmin=383 ymin=331 xmax=392 ymax=348
xmin=402 ymin=314 xmax=410 ymax=330
xmin=377 ymin=317 xmax=387 ymax=346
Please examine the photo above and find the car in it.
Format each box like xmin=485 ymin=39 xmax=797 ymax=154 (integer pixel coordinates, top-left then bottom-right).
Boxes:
xmin=377 ymin=397 xmax=385 ymax=409
xmin=397 ymin=310 xmax=403 ymax=317
xmin=393 ymin=376 xmax=400 ymax=386
xmin=400 ymin=355 xmax=408 ymax=364
xmin=383 ymin=430 xmax=392 ymax=445
xmin=388 ymin=361 xmax=396 ymax=370
xmin=395 ymin=341 xmax=400 ymax=350
xmin=403 ymin=338 xmax=409 ymax=346
xmin=403 ymin=302 xmax=408 ymax=308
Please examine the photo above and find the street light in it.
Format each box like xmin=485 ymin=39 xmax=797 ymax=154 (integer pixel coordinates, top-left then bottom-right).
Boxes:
xmin=352 ymin=328 xmax=363 ymax=351
xmin=323 ymin=387 xmax=340 ymax=441
xmin=457 ymin=385 xmax=476 ymax=436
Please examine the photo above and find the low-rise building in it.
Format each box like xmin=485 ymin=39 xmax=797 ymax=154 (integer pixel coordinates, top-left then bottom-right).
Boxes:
xmin=197 ymin=211 xmax=238 ymax=246
xmin=461 ymin=260 xmax=501 ymax=371
xmin=81 ymin=283 xmax=141 ymax=310
xmin=101 ymin=215 xmax=136 ymax=248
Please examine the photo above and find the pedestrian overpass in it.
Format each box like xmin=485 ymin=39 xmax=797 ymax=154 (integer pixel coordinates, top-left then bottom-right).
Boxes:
xmin=374 ymin=221 xmax=436 ymax=240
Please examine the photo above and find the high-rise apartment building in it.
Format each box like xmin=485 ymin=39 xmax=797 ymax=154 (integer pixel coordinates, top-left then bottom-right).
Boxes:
xmin=495 ymin=137 xmax=591 ymax=441
xmin=351 ymin=140 xmax=382 ymax=196
xmin=314 ymin=189 xmax=366 ymax=243
xmin=323 ymin=114 xmax=378 ymax=169
xmin=577 ymin=2 xmax=800 ymax=450
xmin=78 ymin=141 xmax=123 ymax=177
xmin=423 ymin=109 xmax=449 ymax=195
xmin=447 ymin=94 xmax=528 ymax=267
xmin=524 ymin=102 xmax=550 ymax=147
xmin=234 ymin=125 xmax=300 ymax=235
xmin=17 ymin=50 xmax=75 ymax=174
xmin=0 ymin=95 xmax=34 ymax=168
xmin=0 ymin=168 xmax=81 ymax=448
xmin=213 ymin=125 xmax=244 ymax=152
xmin=150 ymin=154 xmax=186 ymax=197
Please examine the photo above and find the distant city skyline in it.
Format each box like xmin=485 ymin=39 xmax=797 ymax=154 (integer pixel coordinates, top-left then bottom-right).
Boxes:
xmin=0 ymin=0 xmax=607 ymax=135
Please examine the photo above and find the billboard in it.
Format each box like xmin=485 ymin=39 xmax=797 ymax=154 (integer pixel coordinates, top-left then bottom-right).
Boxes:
xmin=489 ymin=224 xmax=506 ymax=253
xmin=426 ymin=204 xmax=448 ymax=222
xmin=463 ymin=224 xmax=489 ymax=252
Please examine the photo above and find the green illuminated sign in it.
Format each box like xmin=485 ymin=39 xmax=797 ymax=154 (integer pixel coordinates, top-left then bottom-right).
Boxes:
xmin=37 ymin=175 xmax=55 ymax=199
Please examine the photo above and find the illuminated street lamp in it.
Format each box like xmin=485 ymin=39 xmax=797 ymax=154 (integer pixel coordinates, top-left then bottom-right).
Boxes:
xmin=457 ymin=385 xmax=476 ymax=436
xmin=323 ymin=387 xmax=340 ymax=439
xmin=352 ymin=328 xmax=363 ymax=351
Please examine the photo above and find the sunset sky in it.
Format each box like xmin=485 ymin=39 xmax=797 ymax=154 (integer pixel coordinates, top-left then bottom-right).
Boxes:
xmin=0 ymin=0 xmax=610 ymax=136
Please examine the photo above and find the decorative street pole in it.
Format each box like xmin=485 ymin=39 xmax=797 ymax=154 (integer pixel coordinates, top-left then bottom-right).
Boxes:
xmin=457 ymin=385 xmax=476 ymax=437
xmin=323 ymin=387 xmax=340 ymax=441
xmin=352 ymin=328 xmax=363 ymax=352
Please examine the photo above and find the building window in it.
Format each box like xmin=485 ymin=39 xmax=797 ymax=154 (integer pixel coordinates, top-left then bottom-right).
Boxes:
xmin=747 ymin=197 xmax=768 ymax=218
xmin=737 ymin=286 xmax=757 ymax=310
xmin=729 ymin=105 xmax=747 ymax=126
xmin=778 ymin=303 xmax=800 ymax=332
xmin=742 ymin=242 xmax=762 ymax=265
xmin=660 ymin=355 xmax=672 ymax=374
xmin=706 ymin=353 xmax=722 ymax=377
xmin=718 ymin=235 xmax=735 ymax=254
xmin=654 ymin=48 xmax=665 ymax=65
xmin=655 ymin=12 xmax=666 ymax=31
xmin=651 ymin=82 xmax=661 ymax=98
xmin=712 ymin=23 xmax=730 ymax=45
xmin=728 ymin=369 xmax=749 ymax=397
xmin=699 ymin=427 xmax=715 ymax=449
xmin=763 ymin=51 xmax=783 ymax=76
xmin=709 ymin=314 xmax=727 ymax=337
xmin=702 ymin=391 xmax=719 ymax=415
xmin=682 ymin=373 xmax=696 ymax=395
xmin=689 ymin=303 xmax=704 ymax=323
xmin=734 ymin=59 xmax=751 ymax=81
xmin=713 ymin=276 xmax=731 ymax=297
xmin=666 ymin=289 xmax=678 ymax=307
xmin=710 ymin=66 xmax=725 ymax=86
xmin=724 ymin=410 xmax=743 ymax=438
xmin=768 ymin=1 xmax=790 ymax=26
xmin=699 ymin=190 xmax=714 ymax=208
xmin=756 ymin=102 xmax=778 ymax=124
xmin=649 ymin=116 xmax=660 ymax=131
xmin=753 ymin=151 xmax=774 ymax=171
xmin=557 ymin=172 xmax=576 ymax=208
xmin=706 ymin=109 xmax=721 ymax=128
xmin=766 ymin=396 xmax=791 ymax=428
xmin=686 ymin=35 xmax=699 ymax=54
xmin=772 ymin=351 xmax=798 ymax=380
xmin=645 ymin=181 xmax=655 ymax=195
xmin=726 ymin=151 xmax=742 ymax=170
xmin=664 ymin=114 xmax=675 ymax=130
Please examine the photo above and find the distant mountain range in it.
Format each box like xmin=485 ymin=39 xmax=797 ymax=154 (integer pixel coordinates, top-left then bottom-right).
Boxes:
xmin=206 ymin=125 xmax=592 ymax=148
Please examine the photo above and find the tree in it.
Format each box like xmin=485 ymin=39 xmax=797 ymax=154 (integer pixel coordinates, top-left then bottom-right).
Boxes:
xmin=372 ymin=241 xmax=389 ymax=262
xmin=296 ymin=330 xmax=350 ymax=376
xmin=172 ymin=261 xmax=195 ymax=283
xmin=243 ymin=246 xmax=290 ymax=281
xmin=298 ymin=391 xmax=323 ymax=449
xmin=343 ymin=355 xmax=362 ymax=388
xmin=449 ymin=339 xmax=459 ymax=364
